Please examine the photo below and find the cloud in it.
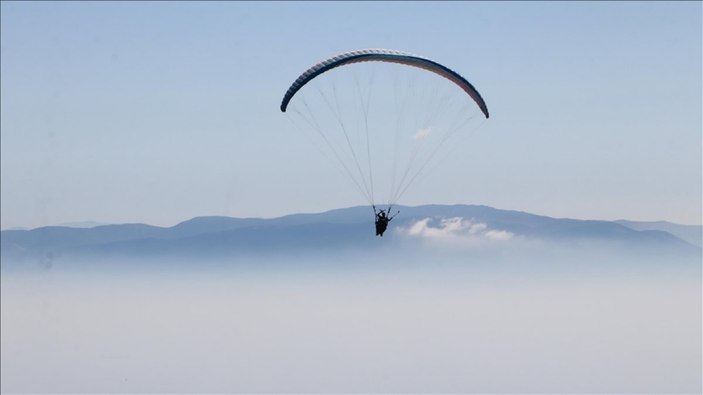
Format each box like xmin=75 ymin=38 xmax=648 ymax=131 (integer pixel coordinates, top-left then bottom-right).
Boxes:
xmin=400 ymin=217 xmax=514 ymax=243
xmin=413 ymin=127 xmax=432 ymax=140
xmin=484 ymin=229 xmax=514 ymax=241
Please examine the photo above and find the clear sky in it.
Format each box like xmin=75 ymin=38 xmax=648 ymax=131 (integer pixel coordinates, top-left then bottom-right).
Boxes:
xmin=1 ymin=1 xmax=701 ymax=229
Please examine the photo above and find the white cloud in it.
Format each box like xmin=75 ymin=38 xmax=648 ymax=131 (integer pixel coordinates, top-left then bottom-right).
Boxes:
xmin=400 ymin=217 xmax=514 ymax=243
xmin=485 ymin=229 xmax=514 ymax=241
xmin=413 ymin=127 xmax=432 ymax=140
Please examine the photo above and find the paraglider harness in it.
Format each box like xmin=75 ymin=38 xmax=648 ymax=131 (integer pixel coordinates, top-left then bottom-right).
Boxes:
xmin=373 ymin=205 xmax=399 ymax=237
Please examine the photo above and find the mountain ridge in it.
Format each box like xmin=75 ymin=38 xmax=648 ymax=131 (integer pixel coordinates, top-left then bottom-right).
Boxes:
xmin=2 ymin=204 xmax=700 ymax=265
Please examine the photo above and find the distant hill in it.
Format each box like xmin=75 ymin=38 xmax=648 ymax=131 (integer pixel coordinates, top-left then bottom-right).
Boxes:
xmin=616 ymin=220 xmax=701 ymax=248
xmin=2 ymin=205 xmax=700 ymax=266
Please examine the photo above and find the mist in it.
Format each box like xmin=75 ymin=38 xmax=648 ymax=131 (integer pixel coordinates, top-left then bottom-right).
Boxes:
xmin=2 ymin=242 xmax=700 ymax=394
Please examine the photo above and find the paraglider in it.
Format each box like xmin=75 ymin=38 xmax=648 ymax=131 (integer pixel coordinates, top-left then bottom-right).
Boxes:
xmin=374 ymin=205 xmax=398 ymax=237
xmin=280 ymin=49 xmax=489 ymax=236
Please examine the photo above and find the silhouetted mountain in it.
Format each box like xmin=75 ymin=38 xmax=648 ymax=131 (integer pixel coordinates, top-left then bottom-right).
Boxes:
xmin=616 ymin=220 xmax=702 ymax=248
xmin=2 ymin=205 xmax=700 ymax=265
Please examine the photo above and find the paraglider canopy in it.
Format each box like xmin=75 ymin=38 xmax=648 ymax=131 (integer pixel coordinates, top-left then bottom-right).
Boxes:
xmin=281 ymin=48 xmax=489 ymax=118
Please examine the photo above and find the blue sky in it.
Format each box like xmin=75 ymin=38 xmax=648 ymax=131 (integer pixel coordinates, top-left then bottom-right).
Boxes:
xmin=1 ymin=1 xmax=701 ymax=228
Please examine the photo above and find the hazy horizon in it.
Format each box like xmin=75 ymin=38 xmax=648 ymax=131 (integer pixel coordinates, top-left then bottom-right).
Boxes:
xmin=3 ymin=203 xmax=703 ymax=232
